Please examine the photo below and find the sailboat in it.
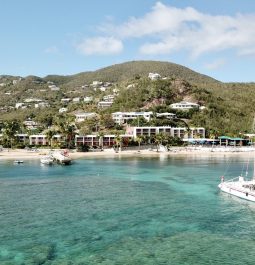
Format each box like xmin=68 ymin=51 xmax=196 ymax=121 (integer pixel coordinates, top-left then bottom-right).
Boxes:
xmin=218 ymin=154 xmax=255 ymax=202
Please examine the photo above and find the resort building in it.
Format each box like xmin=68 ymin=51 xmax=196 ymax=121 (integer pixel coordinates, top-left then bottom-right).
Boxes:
xmin=112 ymin=111 xmax=153 ymax=125
xmin=29 ymin=134 xmax=64 ymax=146
xmin=75 ymin=112 xmax=97 ymax=123
xmin=170 ymin=101 xmax=200 ymax=110
xmin=72 ymin=97 xmax=80 ymax=103
xmin=75 ymin=134 xmax=133 ymax=148
xmin=61 ymin=98 xmax=71 ymax=103
xmin=126 ymin=126 xmax=205 ymax=139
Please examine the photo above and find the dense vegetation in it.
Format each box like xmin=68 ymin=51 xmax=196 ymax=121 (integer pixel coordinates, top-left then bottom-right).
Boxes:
xmin=1 ymin=60 xmax=255 ymax=137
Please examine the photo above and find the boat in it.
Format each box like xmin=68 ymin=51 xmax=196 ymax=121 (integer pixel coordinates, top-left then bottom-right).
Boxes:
xmin=218 ymin=155 xmax=255 ymax=202
xmin=13 ymin=160 xmax=24 ymax=164
xmin=40 ymin=155 xmax=54 ymax=165
xmin=52 ymin=150 xmax=72 ymax=165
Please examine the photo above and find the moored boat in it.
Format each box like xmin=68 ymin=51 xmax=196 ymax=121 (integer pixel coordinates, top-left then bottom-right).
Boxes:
xmin=52 ymin=150 xmax=71 ymax=165
xmin=40 ymin=155 xmax=54 ymax=165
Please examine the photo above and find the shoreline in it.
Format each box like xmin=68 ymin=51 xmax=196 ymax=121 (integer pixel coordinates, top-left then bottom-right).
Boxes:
xmin=0 ymin=147 xmax=253 ymax=161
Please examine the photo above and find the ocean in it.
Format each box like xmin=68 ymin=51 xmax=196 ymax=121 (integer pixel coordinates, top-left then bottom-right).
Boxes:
xmin=1 ymin=155 xmax=255 ymax=264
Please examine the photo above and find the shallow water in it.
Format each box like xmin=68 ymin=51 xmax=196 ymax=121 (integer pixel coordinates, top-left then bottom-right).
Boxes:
xmin=1 ymin=155 xmax=255 ymax=264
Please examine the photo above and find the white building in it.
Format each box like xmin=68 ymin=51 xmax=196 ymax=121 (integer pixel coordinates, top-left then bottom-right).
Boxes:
xmin=170 ymin=101 xmax=200 ymax=110
xmin=112 ymin=112 xmax=153 ymax=125
xmin=98 ymin=101 xmax=113 ymax=108
xmin=126 ymin=126 xmax=205 ymax=139
xmin=73 ymin=97 xmax=80 ymax=103
xmin=15 ymin=103 xmax=24 ymax=109
xmin=156 ymin=112 xmax=176 ymax=119
xmin=103 ymin=95 xmax=115 ymax=101
xmin=23 ymin=120 xmax=38 ymax=130
xmin=148 ymin=73 xmax=161 ymax=80
xmin=49 ymin=85 xmax=60 ymax=91
xmin=84 ymin=96 xmax=93 ymax=103
xmin=75 ymin=112 xmax=97 ymax=123
xmin=35 ymin=102 xmax=49 ymax=108
xmin=61 ymin=98 xmax=71 ymax=103
xmin=59 ymin=107 xmax=68 ymax=113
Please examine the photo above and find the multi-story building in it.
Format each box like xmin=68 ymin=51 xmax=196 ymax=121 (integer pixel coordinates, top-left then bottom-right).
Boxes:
xmin=112 ymin=111 xmax=153 ymax=125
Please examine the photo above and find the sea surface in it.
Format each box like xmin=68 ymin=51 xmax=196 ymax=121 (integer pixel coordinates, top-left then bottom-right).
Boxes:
xmin=1 ymin=154 xmax=255 ymax=264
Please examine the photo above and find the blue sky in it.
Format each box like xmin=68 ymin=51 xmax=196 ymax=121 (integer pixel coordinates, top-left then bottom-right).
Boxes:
xmin=1 ymin=0 xmax=255 ymax=82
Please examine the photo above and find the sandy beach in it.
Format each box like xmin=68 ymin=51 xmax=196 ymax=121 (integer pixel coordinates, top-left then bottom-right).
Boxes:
xmin=0 ymin=147 xmax=253 ymax=161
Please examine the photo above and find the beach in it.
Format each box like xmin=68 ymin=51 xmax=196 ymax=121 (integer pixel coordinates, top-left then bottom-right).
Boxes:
xmin=0 ymin=146 xmax=253 ymax=161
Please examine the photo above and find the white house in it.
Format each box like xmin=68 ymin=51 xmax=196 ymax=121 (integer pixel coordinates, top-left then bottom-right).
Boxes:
xmin=35 ymin=102 xmax=49 ymax=108
xmin=103 ymin=95 xmax=115 ymax=101
xmin=73 ymin=97 xmax=80 ymax=103
xmin=170 ymin=101 xmax=200 ymax=110
xmin=112 ymin=111 xmax=153 ymax=125
xmin=23 ymin=120 xmax=38 ymax=130
xmin=59 ymin=107 xmax=68 ymax=113
xmin=15 ymin=103 xmax=24 ymax=109
xmin=84 ymin=96 xmax=93 ymax=103
xmin=156 ymin=112 xmax=176 ymax=119
xmin=75 ymin=112 xmax=97 ymax=123
xmin=148 ymin=73 xmax=161 ymax=80
xmin=98 ymin=101 xmax=113 ymax=108
xmin=61 ymin=98 xmax=71 ymax=103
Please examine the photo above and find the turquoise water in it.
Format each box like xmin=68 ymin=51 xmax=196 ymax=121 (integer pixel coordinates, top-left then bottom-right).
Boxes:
xmin=1 ymin=155 xmax=255 ymax=264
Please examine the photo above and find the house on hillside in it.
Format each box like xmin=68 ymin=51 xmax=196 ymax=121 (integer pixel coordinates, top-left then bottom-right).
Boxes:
xmin=97 ymin=101 xmax=113 ymax=108
xmin=170 ymin=101 xmax=199 ymax=110
xmin=59 ymin=107 xmax=67 ymax=113
xmin=84 ymin=96 xmax=93 ymax=103
xmin=75 ymin=112 xmax=97 ymax=123
xmin=112 ymin=111 xmax=153 ymax=125
xmin=148 ymin=73 xmax=161 ymax=80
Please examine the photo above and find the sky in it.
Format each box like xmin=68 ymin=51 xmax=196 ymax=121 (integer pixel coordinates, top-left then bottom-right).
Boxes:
xmin=1 ymin=0 xmax=255 ymax=82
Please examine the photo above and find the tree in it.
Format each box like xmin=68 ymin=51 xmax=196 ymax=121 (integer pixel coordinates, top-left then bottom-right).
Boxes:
xmin=115 ymin=134 xmax=123 ymax=152
xmin=57 ymin=120 xmax=77 ymax=149
xmin=2 ymin=120 xmax=20 ymax=148
xmin=136 ymin=135 xmax=144 ymax=152
xmin=45 ymin=129 xmax=56 ymax=148
xmin=97 ymin=131 xmax=104 ymax=149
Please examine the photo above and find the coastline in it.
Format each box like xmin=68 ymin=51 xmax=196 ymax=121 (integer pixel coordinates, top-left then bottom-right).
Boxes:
xmin=0 ymin=147 xmax=253 ymax=161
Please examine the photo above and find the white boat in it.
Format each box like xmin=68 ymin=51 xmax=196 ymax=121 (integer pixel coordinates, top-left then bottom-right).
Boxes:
xmin=218 ymin=155 xmax=255 ymax=202
xmin=40 ymin=155 xmax=54 ymax=165
xmin=14 ymin=160 xmax=24 ymax=164
xmin=52 ymin=150 xmax=71 ymax=165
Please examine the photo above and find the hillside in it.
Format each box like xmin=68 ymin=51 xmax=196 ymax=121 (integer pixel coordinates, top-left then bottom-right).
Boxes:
xmin=1 ymin=60 xmax=255 ymax=136
xmin=47 ymin=60 xmax=220 ymax=88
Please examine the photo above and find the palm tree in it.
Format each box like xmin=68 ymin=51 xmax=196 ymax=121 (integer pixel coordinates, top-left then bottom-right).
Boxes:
xmin=57 ymin=119 xmax=77 ymax=149
xmin=45 ymin=129 xmax=56 ymax=148
xmin=97 ymin=131 xmax=104 ymax=150
xmin=115 ymin=134 xmax=123 ymax=152
xmin=2 ymin=120 xmax=20 ymax=149
xmin=136 ymin=135 xmax=144 ymax=152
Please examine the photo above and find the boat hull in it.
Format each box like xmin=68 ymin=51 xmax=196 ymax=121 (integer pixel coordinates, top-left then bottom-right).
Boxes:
xmin=218 ymin=182 xmax=255 ymax=202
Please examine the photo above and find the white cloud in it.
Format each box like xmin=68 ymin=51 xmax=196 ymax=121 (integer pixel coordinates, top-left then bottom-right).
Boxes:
xmin=204 ymin=59 xmax=226 ymax=70
xmin=100 ymin=2 xmax=255 ymax=57
xmin=76 ymin=37 xmax=123 ymax=55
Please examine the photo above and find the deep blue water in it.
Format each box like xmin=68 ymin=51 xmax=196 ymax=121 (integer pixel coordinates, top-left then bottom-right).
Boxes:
xmin=1 ymin=155 xmax=255 ymax=264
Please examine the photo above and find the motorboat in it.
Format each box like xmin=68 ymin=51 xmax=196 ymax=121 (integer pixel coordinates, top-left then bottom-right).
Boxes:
xmin=40 ymin=155 xmax=54 ymax=165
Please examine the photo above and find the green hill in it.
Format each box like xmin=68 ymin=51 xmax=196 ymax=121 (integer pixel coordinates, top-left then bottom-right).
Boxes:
xmin=49 ymin=60 xmax=219 ymax=87
xmin=1 ymin=60 xmax=255 ymax=136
